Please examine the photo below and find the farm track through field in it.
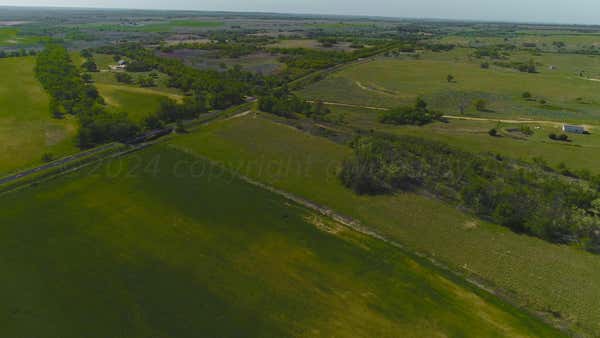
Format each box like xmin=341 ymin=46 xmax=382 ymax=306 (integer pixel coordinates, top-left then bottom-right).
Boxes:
xmin=307 ymin=100 xmax=389 ymax=110
xmin=314 ymin=100 xmax=597 ymax=128
xmin=355 ymin=81 xmax=401 ymax=97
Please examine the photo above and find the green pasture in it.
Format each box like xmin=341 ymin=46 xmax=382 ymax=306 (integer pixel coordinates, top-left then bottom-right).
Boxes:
xmin=95 ymin=83 xmax=183 ymax=122
xmin=298 ymin=49 xmax=600 ymax=122
xmin=0 ymin=144 xmax=560 ymax=337
xmin=0 ymin=56 xmax=77 ymax=175
xmin=169 ymin=114 xmax=600 ymax=336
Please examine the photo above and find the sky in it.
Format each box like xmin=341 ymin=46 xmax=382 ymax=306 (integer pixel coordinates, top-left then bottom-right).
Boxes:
xmin=1 ymin=0 xmax=600 ymax=25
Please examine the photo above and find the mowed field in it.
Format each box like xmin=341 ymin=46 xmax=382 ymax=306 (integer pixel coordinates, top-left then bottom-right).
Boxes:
xmin=96 ymin=83 xmax=183 ymax=122
xmin=0 ymin=144 xmax=560 ymax=337
xmin=299 ymin=48 xmax=600 ymax=122
xmin=0 ymin=56 xmax=77 ymax=175
xmin=169 ymin=114 xmax=600 ymax=336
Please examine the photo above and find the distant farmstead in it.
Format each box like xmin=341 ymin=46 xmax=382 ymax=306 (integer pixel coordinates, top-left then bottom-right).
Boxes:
xmin=562 ymin=124 xmax=585 ymax=134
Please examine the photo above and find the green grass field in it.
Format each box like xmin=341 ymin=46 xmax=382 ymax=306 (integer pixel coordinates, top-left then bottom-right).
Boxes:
xmin=0 ymin=143 xmax=560 ymax=337
xmin=169 ymin=113 xmax=600 ymax=336
xmin=96 ymin=83 xmax=183 ymax=122
xmin=299 ymin=48 xmax=600 ymax=122
xmin=0 ymin=56 xmax=77 ymax=175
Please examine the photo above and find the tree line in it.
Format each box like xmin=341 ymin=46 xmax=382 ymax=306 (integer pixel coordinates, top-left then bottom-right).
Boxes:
xmin=258 ymin=87 xmax=330 ymax=118
xmin=35 ymin=44 xmax=139 ymax=148
xmin=379 ymin=98 xmax=443 ymax=125
xmin=340 ymin=135 xmax=600 ymax=253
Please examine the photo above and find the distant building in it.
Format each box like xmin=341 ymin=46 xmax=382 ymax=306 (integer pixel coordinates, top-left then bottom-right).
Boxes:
xmin=109 ymin=61 xmax=127 ymax=71
xmin=562 ymin=124 xmax=585 ymax=134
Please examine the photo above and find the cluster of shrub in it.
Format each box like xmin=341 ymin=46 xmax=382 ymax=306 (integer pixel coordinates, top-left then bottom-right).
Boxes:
xmin=493 ymin=59 xmax=537 ymax=73
xmin=258 ymin=88 xmax=330 ymax=118
xmin=339 ymin=135 xmax=600 ymax=253
xmin=378 ymin=98 xmax=443 ymax=126
xmin=549 ymin=133 xmax=570 ymax=142
xmin=80 ymin=49 xmax=98 ymax=72
xmin=471 ymin=45 xmax=514 ymax=59
xmin=35 ymin=45 xmax=139 ymax=148
xmin=424 ymin=43 xmax=456 ymax=52
xmin=115 ymin=72 xmax=157 ymax=88
xmin=142 ymin=95 xmax=208 ymax=131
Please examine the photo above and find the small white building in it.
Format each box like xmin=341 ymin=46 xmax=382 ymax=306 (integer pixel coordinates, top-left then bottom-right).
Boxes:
xmin=562 ymin=124 xmax=585 ymax=134
xmin=109 ymin=60 xmax=127 ymax=71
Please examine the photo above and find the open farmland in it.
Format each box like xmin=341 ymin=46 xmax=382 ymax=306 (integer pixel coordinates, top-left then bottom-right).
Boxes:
xmin=0 ymin=143 xmax=560 ymax=337
xmin=4 ymin=6 xmax=600 ymax=337
xmin=299 ymin=49 xmax=600 ymax=122
xmin=0 ymin=56 xmax=77 ymax=175
xmin=169 ymin=114 xmax=600 ymax=336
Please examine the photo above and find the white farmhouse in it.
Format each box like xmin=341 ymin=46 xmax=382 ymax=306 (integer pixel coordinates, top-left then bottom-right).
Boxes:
xmin=562 ymin=124 xmax=585 ymax=134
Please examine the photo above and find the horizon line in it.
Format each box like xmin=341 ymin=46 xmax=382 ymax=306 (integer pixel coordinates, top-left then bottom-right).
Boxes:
xmin=1 ymin=4 xmax=599 ymax=27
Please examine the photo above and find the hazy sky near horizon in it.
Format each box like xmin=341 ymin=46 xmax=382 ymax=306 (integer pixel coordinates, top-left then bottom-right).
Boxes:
xmin=1 ymin=0 xmax=600 ymax=25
